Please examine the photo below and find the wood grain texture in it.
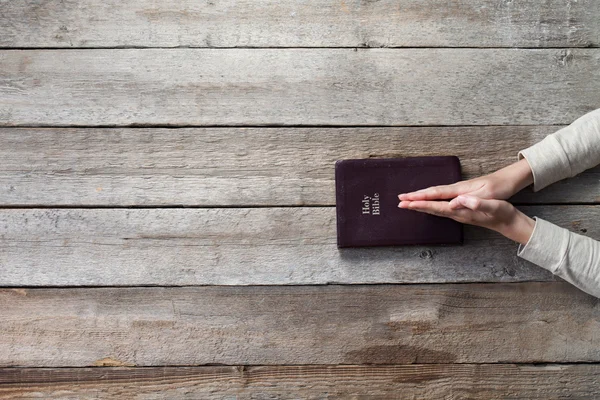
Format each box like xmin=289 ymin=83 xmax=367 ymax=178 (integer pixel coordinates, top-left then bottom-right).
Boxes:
xmin=2 ymin=364 xmax=600 ymax=399
xmin=2 ymin=126 xmax=599 ymax=206
xmin=1 ymin=49 xmax=599 ymax=126
xmin=1 ymin=283 xmax=599 ymax=367
xmin=7 ymin=205 xmax=598 ymax=286
xmin=1 ymin=0 xmax=598 ymax=48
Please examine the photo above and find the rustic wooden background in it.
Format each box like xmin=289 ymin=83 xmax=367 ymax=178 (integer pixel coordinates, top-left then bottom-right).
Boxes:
xmin=1 ymin=0 xmax=600 ymax=398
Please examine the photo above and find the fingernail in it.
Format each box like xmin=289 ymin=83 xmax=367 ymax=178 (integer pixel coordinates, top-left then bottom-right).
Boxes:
xmin=398 ymin=194 xmax=404 ymax=199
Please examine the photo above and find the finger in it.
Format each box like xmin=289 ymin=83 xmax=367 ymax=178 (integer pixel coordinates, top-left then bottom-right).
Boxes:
xmin=407 ymin=200 xmax=481 ymax=225
xmin=398 ymin=184 xmax=461 ymax=201
xmin=405 ymin=200 xmax=453 ymax=216
xmin=456 ymin=195 xmax=499 ymax=213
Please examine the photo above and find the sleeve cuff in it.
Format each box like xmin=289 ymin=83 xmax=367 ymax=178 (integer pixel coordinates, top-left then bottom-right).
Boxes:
xmin=517 ymin=216 xmax=570 ymax=274
xmin=517 ymin=132 xmax=572 ymax=192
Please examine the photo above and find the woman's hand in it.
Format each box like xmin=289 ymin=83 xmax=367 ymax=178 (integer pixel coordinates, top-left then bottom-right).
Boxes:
xmin=398 ymin=195 xmax=535 ymax=245
xmin=398 ymin=158 xmax=534 ymax=209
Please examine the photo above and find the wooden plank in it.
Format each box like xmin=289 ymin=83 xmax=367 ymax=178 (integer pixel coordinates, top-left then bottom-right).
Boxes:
xmin=1 ymin=0 xmax=598 ymax=48
xmin=2 ymin=364 xmax=600 ymax=399
xmin=0 ymin=206 xmax=563 ymax=285
xmin=2 ymin=126 xmax=599 ymax=206
xmin=1 ymin=49 xmax=599 ymax=126
xmin=1 ymin=283 xmax=599 ymax=367
xmin=2 ymin=206 xmax=597 ymax=286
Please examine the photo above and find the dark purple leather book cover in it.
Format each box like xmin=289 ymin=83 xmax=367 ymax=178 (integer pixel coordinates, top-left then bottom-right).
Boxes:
xmin=335 ymin=156 xmax=463 ymax=248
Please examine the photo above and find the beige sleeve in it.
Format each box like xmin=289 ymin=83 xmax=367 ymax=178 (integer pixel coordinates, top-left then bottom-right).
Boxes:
xmin=517 ymin=217 xmax=600 ymax=298
xmin=517 ymin=108 xmax=600 ymax=192
xmin=515 ymin=108 xmax=600 ymax=297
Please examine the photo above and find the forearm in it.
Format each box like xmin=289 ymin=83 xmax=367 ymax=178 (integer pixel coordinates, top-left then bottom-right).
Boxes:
xmin=517 ymin=108 xmax=600 ymax=192
xmin=498 ymin=211 xmax=600 ymax=299
xmin=517 ymin=217 xmax=600 ymax=299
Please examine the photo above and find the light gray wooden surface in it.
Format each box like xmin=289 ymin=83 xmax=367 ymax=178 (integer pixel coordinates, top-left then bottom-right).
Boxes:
xmin=2 ymin=0 xmax=600 ymax=397
xmin=2 ymin=126 xmax=599 ymax=206
xmin=1 ymin=49 xmax=599 ymax=126
xmin=1 ymin=0 xmax=599 ymax=48
xmin=2 ymin=364 xmax=600 ymax=399
xmin=1 ymin=283 xmax=598 ymax=367
xmin=6 ymin=205 xmax=599 ymax=286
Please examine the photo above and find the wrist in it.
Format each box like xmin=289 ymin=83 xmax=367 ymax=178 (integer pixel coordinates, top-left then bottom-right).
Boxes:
xmin=494 ymin=158 xmax=534 ymax=197
xmin=512 ymin=158 xmax=534 ymax=192
xmin=497 ymin=210 xmax=535 ymax=245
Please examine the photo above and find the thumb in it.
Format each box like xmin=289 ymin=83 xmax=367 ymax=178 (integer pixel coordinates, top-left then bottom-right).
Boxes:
xmin=456 ymin=195 xmax=498 ymax=213
xmin=448 ymin=197 xmax=466 ymax=209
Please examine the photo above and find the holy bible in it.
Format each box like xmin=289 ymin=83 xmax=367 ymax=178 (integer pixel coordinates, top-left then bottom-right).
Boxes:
xmin=335 ymin=156 xmax=463 ymax=248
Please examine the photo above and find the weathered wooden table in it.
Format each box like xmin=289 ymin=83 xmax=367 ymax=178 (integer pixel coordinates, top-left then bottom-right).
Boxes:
xmin=1 ymin=1 xmax=600 ymax=398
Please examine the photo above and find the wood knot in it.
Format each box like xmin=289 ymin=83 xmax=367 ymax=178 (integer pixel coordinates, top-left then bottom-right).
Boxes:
xmin=419 ymin=250 xmax=434 ymax=259
xmin=557 ymin=49 xmax=574 ymax=67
